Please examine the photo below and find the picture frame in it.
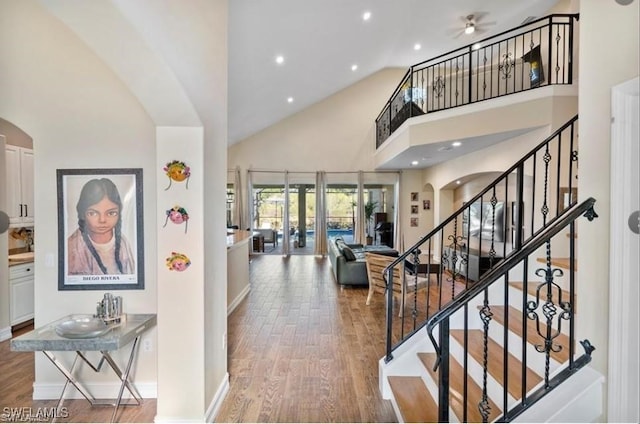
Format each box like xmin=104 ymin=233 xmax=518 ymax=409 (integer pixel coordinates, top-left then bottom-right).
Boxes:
xmin=411 ymin=205 xmax=419 ymax=214
xmin=410 ymin=217 xmax=418 ymax=227
xmin=410 ymin=192 xmax=419 ymax=202
xmin=57 ymin=168 xmax=145 ymax=291
xmin=423 ymin=200 xmax=430 ymax=210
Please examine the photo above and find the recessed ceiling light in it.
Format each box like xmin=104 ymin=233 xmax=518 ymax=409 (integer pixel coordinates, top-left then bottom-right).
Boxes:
xmin=362 ymin=11 xmax=371 ymax=21
xmin=351 ymin=64 xmax=358 ymax=71
xmin=411 ymin=160 xmax=419 ymax=166
xmin=456 ymin=180 xmax=461 ymax=185
xmin=287 ymin=97 xmax=294 ymax=103
xmin=275 ymin=55 xmax=284 ymax=65
xmin=452 ymin=141 xmax=462 ymax=147
xmin=414 ymin=43 xmax=421 ymax=51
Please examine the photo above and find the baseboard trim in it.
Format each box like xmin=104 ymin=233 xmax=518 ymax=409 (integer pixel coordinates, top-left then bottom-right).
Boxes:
xmin=153 ymin=374 xmax=229 ymax=423
xmin=0 ymin=326 xmax=11 ymax=342
xmin=33 ymin=382 xmax=157 ymax=400
xmin=228 ymin=285 xmax=250 ymax=316
xmin=154 ymin=416 xmax=205 ymax=423
xmin=205 ymin=373 xmax=229 ymax=422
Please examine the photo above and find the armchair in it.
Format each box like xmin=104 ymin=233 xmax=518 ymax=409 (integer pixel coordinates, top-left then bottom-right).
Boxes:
xmin=255 ymin=228 xmax=277 ymax=249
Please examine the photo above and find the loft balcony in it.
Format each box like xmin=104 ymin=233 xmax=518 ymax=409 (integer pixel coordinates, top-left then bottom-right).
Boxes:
xmin=374 ymin=14 xmax=579 ymax=169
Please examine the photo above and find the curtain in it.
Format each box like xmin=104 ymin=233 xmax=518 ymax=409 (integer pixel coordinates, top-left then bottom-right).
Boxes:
xmin=354 ymin=171 xmax=366 ymax=245
xmin=314 ymin=171 xmax=327 ymax=256
xmin=233 ymin=166 xmax=246 ymax=230
xmin=282 ymin=170 xmax=291 ymax=256
xmin=393 ymin=173 xmax=403 ymax=253
xmin=247 ymin=170 xmax=254 ymax=234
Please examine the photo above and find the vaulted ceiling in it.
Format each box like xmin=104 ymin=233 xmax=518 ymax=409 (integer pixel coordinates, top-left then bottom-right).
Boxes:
xmin=39 ymin=0 xmax=561 ymax=151
xmin=228 ymin=0 xmax=560 ymax=144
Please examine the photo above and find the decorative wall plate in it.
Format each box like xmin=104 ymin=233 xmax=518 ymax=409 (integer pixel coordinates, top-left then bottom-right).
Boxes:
xmin=166 ymin=252 xmax=191 ymax=272
xmin=164 ymin=160 xmax=191 ymax=190
xmin=163 ymin=205 xmax=189 ymax=233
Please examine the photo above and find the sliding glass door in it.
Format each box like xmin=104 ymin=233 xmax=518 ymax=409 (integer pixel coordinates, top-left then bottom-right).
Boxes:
xmin=248 ymin=170 xmax=399 ymax=254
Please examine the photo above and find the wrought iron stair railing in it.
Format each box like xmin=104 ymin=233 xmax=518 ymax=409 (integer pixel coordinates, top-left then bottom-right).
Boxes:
xmin=425 ymin=198 xmax=596 ymax=422
xmin=381 ymin=114 xmax=587 ymax=421
xmin=375 ymin=13 xmax=578 ymax=147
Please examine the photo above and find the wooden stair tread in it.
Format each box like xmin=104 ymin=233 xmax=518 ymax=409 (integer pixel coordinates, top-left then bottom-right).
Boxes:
xmin=388 ymin=376 xmax=438 ymax=423
xmin=536 ymin=257 xmax=576 ymax=271
xmin=418 ymin=352 xmax=502 ymax=422
xmin=451 ymin=329 xmax=543 ymax=399
xmin=488 ymin=305 xmax=570 ymax=364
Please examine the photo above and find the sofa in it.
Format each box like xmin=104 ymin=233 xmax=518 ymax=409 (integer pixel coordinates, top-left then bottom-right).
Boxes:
xmin=327 ymin=237 xmax=398 ymax=286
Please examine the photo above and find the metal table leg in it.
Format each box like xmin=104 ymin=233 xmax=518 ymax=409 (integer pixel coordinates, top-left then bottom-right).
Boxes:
xmin=42 ymin=335 xmax=143 ymax=423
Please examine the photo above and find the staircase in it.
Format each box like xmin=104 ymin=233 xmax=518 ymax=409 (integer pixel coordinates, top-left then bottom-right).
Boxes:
xmin=375 ymin=116 xmax=605 ymax=421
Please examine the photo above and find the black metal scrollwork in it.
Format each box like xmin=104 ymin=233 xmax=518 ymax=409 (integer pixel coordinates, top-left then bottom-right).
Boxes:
xmin=433 ymin=76 xmax=445 ymax=99
xmin=526 ymin=240 xmax=572 ymax=387
xmin=499 ymin=52 xmax=514 ymax=80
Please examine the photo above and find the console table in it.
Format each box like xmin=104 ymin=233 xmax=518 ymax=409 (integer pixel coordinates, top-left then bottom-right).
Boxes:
xmin=11 ymin=313 xmax=157 ymax=423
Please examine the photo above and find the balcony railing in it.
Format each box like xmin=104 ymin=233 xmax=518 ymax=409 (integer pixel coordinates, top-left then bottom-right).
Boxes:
xmin=375 ymin=14 xmax=578 ymax=148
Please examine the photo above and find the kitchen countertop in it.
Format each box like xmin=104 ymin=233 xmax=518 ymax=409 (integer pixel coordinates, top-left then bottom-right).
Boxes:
xmin=226 ymin=229 xmax=252 ymax=250
xmin=8 ymin=251 xmax=35 ymax=266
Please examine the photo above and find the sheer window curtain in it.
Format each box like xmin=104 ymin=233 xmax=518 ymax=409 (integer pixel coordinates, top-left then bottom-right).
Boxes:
xmin=314 ymin=171 xmax=327 ymax=256
xmin=233 ymin=166 xmax=246 ymax=230
xmin=282 ymin=171 xmax=291 ymax=256
xmin=393 ymin=174 xmax=403 ymax=252
xmin=247 ymin=171 xmax=254 ymax=234
xmin=354 ymin=171 xmax=366 ymax=245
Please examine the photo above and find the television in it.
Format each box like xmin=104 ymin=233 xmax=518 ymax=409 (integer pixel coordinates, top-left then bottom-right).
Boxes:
xmin=463 ymin=201 xmax=505 ymax=242
xmin=522 ymin=45 xmax=545 ymax=88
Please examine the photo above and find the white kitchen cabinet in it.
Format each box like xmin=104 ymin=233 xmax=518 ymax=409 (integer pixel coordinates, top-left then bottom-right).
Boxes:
xmin=9 ymin=262 xmax=35 ymax=325
xmin=5 ymin=145 xmax=34 ymax=226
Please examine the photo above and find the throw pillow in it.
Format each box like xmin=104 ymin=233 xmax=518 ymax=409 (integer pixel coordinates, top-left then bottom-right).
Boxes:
xmin=342 ymin=246 xmax=357 ymax=262
xmin=335 ymin=239 xmax=347 ymax=254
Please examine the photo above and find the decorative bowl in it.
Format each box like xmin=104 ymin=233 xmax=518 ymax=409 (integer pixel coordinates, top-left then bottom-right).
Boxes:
xmin=55 ymin=315 xmax=111 ymax=339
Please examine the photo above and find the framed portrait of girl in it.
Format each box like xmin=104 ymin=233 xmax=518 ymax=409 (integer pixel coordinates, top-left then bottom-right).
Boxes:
xmin=57 ymin=168 xmax=144 ymax=291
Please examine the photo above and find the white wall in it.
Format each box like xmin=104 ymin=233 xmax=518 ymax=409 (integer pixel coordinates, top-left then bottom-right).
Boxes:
xmin=156 ymin=127 xmax=205 ymax=419
xmin=0 ymin=0 xmax=158 ymax=394
xmin=228 ymin=68 xmax=406 ymax=172
xmin=578 ymin=0 xmax=639 ymax=405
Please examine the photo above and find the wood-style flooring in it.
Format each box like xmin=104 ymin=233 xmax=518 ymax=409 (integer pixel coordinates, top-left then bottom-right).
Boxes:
xmin=216 ymin=254 xmax=397 ymax=422
xmin=1 ymin=255 xmax=397 ymax=423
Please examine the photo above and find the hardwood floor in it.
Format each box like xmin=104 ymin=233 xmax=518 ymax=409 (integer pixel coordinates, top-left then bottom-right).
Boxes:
xmin=215 ymin=255 xmax=397 ymax=422
xmin=1 ymin=255 xmax=396 ymax=423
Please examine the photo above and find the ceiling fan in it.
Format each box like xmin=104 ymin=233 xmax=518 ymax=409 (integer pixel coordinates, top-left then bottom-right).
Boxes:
xmin=449 ymin=13 xmax=497 ymax=38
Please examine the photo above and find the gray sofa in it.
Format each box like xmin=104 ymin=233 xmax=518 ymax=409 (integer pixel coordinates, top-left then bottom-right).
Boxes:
xmin=327 ymin=237 xmax=398 ymax=286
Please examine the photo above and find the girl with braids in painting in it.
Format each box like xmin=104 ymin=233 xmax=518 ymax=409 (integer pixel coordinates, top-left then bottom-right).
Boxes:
xmin=67 ymin=178 xmax=135 ymax=275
